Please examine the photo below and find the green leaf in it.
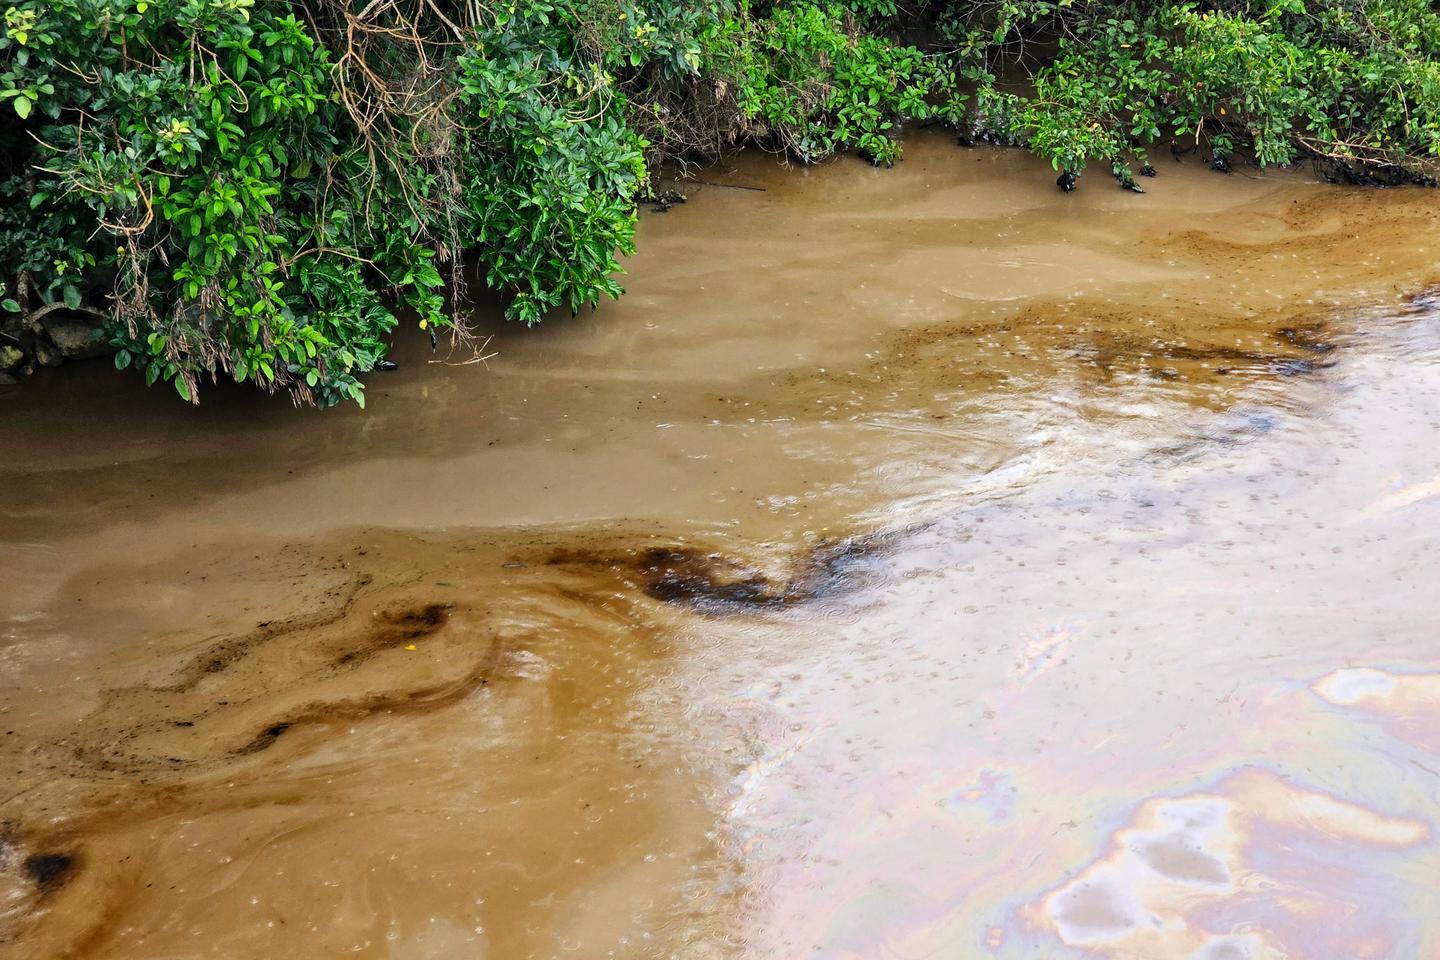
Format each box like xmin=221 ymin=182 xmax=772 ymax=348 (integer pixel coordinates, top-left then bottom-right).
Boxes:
xmin=1 ymin=299 xmax=19 ymax=313
xmin=62 ymin=285 xmax=81 ymax=310
xmin=114 ymin=349 xmax=133 ymax=370
xmin=13 ymin=97 xmax=32 ymax=119
xmin=175 ymin=378 xmax=191 ymax=401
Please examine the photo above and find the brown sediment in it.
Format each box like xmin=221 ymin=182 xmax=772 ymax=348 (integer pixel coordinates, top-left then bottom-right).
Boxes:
xmin=1276 ymin=324 xmax=1336 ymax=354
xmin=232 ymin=627 xmax=507 ymax=758
xmin=846 ymin=304 xmax=1344 ymax=401
xmin=31 ymin=583 xmax=486 ymax=776
xmin=0 ymin=528 xmax=725 ymax=957
xmin=633 ymin=547 xmax=791 ymax=608
xmin=547 ymin=525 xmax=905 ymax=611
xmin=331 ymin=601 xmax=451 ymax=668
xmin=49 ymin=572 xmax=387 ymax=774
xmin=162 ymin=574 xmax=374 ymax=692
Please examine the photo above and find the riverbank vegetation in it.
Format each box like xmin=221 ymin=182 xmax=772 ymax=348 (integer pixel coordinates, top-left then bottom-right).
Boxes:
xmin=4 ymin=0 xmax=1440 ymax=404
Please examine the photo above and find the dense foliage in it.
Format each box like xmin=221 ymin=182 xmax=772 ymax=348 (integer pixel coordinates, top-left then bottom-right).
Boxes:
xmin=4 ymin=0 xmax=1440 ymax=404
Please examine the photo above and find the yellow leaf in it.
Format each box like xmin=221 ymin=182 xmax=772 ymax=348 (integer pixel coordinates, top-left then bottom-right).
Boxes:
xmin=404 ymin=644 xmax=417 ymax=651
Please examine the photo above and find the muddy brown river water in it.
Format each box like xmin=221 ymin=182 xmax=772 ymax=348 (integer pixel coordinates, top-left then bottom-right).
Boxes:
xmin=4 ymin=132 xmax=1440 ymax=959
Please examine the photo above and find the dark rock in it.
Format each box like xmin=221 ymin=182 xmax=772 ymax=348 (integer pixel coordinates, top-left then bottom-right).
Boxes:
xmin=650 ymin=189 xmax=688 ymax=213
xmin=33 ymin=339 xmax=62 ymax=368
xmin=40 ymin=316 xmax=107 ymax=359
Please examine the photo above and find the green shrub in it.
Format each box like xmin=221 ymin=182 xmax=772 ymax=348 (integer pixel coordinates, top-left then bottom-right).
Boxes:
xmin=457 ymin=8 xmax=648 ymax=326
xmin=709 ymin=2 xmax=959 ymax=165
xmin=0 ymin=0 xmax=653 ymax=403
xmin=1 ymin=0 xmax=438 ymax=404
xmin=946 ymin=1 xmax=1440 ymax=185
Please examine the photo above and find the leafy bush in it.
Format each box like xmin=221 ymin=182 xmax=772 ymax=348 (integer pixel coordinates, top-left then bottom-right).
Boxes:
xmin=457 ymin=8 xmax=648 ymax=326
xmin=6 ymin=0 xmax=1440 ymax=405
xmin=946 ymin=1 xmax=1440 ymax=185
xmin=1 ymin=0 xmax=440 ymax=404
xmin=708 ymin=2 xmax=959 ymax=165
